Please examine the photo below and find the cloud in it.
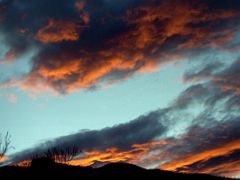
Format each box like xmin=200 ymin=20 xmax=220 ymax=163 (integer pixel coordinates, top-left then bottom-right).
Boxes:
xmin=124 ymin=0 xmax=239 ymax=50
xmin=0 ymin=0 xmax=240 ymax=94
xmin=68 ymin=140 xmax=172 ymax=167
xmin=184 ymin=57 xmax=240 ymax=96
xmin=0 ymin=156 xmax=8 ymax=164
xmin=0 ymin=49 xmax=19 ymax=64
xmin=213 ymin=59 xmax=240 ymax=95
xmin=35 ymin=19 xmax=80 ymax=43
xmin=9 ymin=110 xmax=167 ymax=164
xmin=183 ymin=62 xmax=224 ymax=82
xmin=160 ymin=119 xmax=240 ymax=170
xmin=155 ymin=57 xmax=240 ymax=177
xmin=192 ymin=156 xmax=240 ymax=177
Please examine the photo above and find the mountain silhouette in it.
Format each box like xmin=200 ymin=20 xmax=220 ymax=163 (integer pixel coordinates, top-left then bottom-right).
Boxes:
xmin=0 ymin=160 xmax=233 ymax=180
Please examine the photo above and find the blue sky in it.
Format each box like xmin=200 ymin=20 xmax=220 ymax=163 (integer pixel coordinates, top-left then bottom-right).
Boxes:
xmin=1 ymin=60 xmax=187 ymax=153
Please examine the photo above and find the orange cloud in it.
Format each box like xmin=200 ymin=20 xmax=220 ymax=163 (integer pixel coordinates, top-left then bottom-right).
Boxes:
xmin=124 ymin=1 xmax=239 ymax=50
xmin=14 ymin=160 xmax=31 ymax=167
xmin=0 ymin=155 xmax=8 ymax=162
xmin=3 ymin=50 xmax=149 ymax=94
xmin=75 ymin=0 xmax=85 ymax=11
xmin=200 ymin=160 xmax=240 ymax=178
xmin=81 ymin=12 xmax=90 ymax=24
xmin=35 ymin=19 xmax=80 ymax=43
xmin=11 ymin=140 xmax=171 ymax=168
xmin=38 ymin=60 xmax=81 ymax=80
xmin=220 ymin=84 xmax=240 ymax=95
xmin=2 ymin=76 xmax=58 ymax=97
xmin=75 ymin=1 xmax=90 ymax=24
xmin=10 ymin=138 xmax=240 ymax=178
xmin=68 ymin=140 xmax=171 ymax=167
xmin=159 ymin=139 xmax=240 ymax=172
xmin=65 ymin=52 xmax=145 ymax=93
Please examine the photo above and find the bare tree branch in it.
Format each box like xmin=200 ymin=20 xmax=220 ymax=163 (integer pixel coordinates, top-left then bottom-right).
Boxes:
xmin=43 ymin=145 xmax=81 ymax=164
xmin=0 ymin=132 xmax=12 ymax=161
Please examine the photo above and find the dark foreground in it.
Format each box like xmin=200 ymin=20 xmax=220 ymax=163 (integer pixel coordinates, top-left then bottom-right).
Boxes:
xmin=0 ymin=162 xmax=232 ymax=180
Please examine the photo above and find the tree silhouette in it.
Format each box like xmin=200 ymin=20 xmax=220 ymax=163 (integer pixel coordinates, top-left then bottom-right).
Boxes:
xmin=44 ymin=145 xmax=81 ymax=163
xmin=0 ymin=132 xmax=11 ymax=161
xmin=31 ymin=145 xmax=81 ymax=166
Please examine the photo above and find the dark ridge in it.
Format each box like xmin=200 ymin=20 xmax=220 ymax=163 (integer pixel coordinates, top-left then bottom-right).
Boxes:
xmin=0 ymin=161 xmax=233 ymax=180
xmin=99 ymin=162 xmax=145 ymax=171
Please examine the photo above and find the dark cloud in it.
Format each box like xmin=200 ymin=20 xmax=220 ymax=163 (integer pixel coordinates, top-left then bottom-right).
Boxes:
xmin=183 ymin=57 xmax=240 ymax=96
xmin=1 ymin=0 xmax=240 ymax=93
xmin=156 ymin=57 xmax=240 ymax=177
xmin=9 ymin=110 xmax=167 ymax=164
xmin=180 ymin=150 xmax=240 ymax=177
xmin=183 ymin=62 xmax=224 ymax=82
xmin=163 ymin=117 xmax=240 ymax=177
xmin=213 ymin=59 xmax=240 ymax=95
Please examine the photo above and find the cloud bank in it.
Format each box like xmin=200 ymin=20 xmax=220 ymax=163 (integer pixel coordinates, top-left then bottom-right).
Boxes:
xmin=0 ymin=0 xmax=240 ymax=94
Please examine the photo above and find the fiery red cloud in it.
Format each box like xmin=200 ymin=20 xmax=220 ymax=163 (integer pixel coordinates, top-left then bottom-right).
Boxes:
xmin=200 ymin=161 xmax=240 ymax=178
xmin=13 ymin=138 xmax=240 ymax=178
xmin=68 ymin=139 xmax=240 ymax=178
xmin=35 ymin=19 xmax=80 ymax=43
xmin=159 ymin=139 xmax=240 ymax=172
xmin=124 ymin=1 xmax=238 ymax=50
xmin=68 ymin=140 xmax=172 ymax=167
xmin=13 ymin=140 xmax=172 ymax=167
xmin=0 ymin=156 xmax=8 ymax=162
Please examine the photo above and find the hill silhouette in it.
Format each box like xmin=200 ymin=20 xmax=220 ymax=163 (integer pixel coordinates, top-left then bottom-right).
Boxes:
xmin=0 ymin=160 xmax=233 ymax=180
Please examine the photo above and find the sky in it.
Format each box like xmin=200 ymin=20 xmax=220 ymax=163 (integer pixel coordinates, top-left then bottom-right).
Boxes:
xmin=0 ymin=0 xmax=240 ymax=178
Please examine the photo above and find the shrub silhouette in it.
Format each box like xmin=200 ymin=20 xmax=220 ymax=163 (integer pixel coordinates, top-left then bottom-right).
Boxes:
xmin=31 ymin=145 xmax=81 ymax=166
xmin=44 ymin=145 xmax=81 ymax=163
